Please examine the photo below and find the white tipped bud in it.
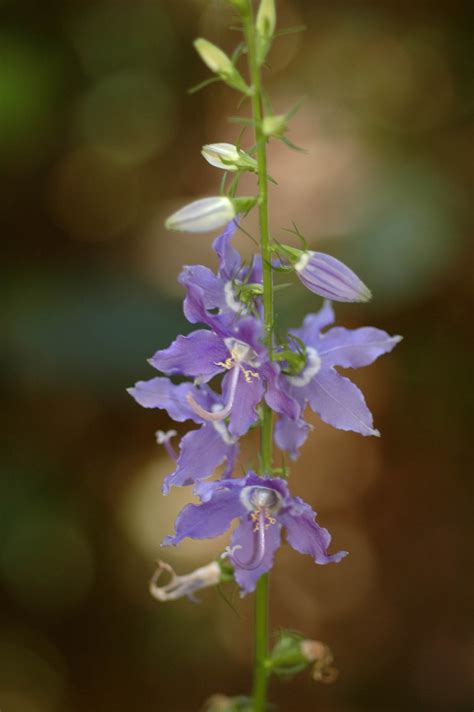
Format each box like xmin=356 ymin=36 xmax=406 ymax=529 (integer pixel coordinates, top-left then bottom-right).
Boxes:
xmin=256 ymin=0 xmax=276 ymax=65
xmin=165 ymin=196 xmax=236 ymax=233
xmin=193 ymin=38 xmax=249 ymax=94
xmin=202 ymin=143 xmax=258 ymax=172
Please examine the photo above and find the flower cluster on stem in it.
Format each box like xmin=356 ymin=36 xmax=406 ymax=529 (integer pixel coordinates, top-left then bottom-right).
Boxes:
xmin=128 ymin=2 xmax=401 ymax=710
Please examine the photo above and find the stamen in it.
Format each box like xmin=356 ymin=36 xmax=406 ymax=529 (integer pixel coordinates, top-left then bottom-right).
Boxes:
xmin=156 ymin=430 xmax=178 ymax=461
xmin=225 ymin=509 xmax=267 ymax=571
xmin=186 ymin=365 xmax=240 ymax=422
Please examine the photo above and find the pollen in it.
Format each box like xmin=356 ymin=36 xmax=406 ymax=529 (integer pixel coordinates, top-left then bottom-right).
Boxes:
xmin=251 ymin=507 xmax=277 ymax=532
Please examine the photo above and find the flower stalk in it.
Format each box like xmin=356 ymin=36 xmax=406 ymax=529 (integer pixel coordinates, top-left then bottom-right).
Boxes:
xmin=243 ymin=1 xmax=273 ymax=708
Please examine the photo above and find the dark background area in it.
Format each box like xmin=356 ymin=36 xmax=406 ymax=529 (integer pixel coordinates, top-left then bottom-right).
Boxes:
xmin=1 ymin=1 xmax=473 ymax=710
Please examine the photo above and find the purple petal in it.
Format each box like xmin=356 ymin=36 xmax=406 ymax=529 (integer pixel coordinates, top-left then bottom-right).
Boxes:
xmin=290 ymin=301 xmax=335 ymax=349
xmin=213 ymin=219 xmax=241 ymax=280
xmin=280 ymin=496 xmax=347 ymax=564
xmin=234 ymin=316 xmax=264 ymax=354
xmin=262 ymin=362 xmax=300 ymax=419
xmin=162 ymin=485 xmax=245 ymax=546
xmin=296 ymin=252 xmax=371 ymax=303
xmin=231 ymin=515 xmax=282 ymax=595
xmin=179 ymin=265 xmax=226 ymax=320
xmin=308 ymin=368 xmax=379 ymax=437
xmin=225 ymin=369 xmax=263 ymax=437
xmin=150 ymin=330 xmax=228 ymax=380
xmin=127 ymin=377 xmax=200 ymax=422
xmin=318 ymin=327 xmax=402 ymax=368
xmin=162 ymin=423 xmax=237 ymax=493
xmin=274 ymin=416 xmax=310 ymax=460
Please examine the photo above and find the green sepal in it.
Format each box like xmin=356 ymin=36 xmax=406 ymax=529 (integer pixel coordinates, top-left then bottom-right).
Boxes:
xmin=267 ymin=630 xmax=310 ymax=679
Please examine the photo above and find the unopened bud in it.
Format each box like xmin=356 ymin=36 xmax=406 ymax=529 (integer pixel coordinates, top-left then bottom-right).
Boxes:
xmin=262 ymin=114 xmax=287 ymax=137
xmin=202 ymin=143 xmax=257 ymax=172
xmin=256 ymin=0 xmax=276 ymax=65
xmin=275 ymin=244 xmax=372 ymax=303
xmin=165 ymin=196 xmax=236 ymax=233
xmin=194 ymin=38 xmax=249 ymax=94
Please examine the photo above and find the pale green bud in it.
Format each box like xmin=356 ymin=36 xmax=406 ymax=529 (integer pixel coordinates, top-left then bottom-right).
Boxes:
xmin=256 ymin=0 xmax=276 ymax=65
xmin=262 ymin=113 xmax=287 ymax=137
xmin=201 ymin=143 xmax=258 ymax=172
xmin=194 ymin=38 xmax=249 ymax=94
xmin=165 ymin=196 xmax=236 ymax=233
xmin=165 ymin=195 xmax=257 ymax=233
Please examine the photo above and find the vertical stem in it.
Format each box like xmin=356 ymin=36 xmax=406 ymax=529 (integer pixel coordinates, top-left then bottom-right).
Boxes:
xmin=243 ymin=3 xmax=272 ymax=710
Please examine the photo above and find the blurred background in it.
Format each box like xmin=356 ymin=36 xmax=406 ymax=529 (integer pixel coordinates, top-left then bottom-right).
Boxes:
xmin=1 ymin=0 xmax=473 ymax=710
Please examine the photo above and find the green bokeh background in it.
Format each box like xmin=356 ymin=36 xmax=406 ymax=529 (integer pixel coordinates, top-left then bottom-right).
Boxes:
xmin=1 ymin=1 xmax=473 ymax=710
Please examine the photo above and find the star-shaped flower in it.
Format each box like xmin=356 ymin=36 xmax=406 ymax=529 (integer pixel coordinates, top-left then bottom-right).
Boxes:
xmin=128 ymin=378 xmax=239 ymax=493
xmin=279 ymin=301 xmax=401 ymax=445
xmin=163 ymin=471 xmax=347 ymax=595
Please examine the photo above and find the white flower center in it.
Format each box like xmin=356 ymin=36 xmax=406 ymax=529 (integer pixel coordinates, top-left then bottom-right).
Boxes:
xmin=224 ymin=281 xmax=246 ymax=314
xmin=287 ymin=346 xmax=321 ymax=387
xmin=240 ymin=486 xmax=283 ymax=513
xmin=223 ymin=337 xmax=260 ymax=367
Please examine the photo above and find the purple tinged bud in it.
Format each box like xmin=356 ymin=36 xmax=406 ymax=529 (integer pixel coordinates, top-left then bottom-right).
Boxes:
xmin=294 ymin=250 xmax=372 ymax=303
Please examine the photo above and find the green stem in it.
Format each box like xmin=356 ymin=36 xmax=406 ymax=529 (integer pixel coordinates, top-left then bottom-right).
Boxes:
xmin=243 ymin=3 xmax=273 ymax=710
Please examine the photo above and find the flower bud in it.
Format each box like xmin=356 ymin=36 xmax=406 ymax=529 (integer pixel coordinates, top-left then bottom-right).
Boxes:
xmin=276 ymin=245 xmax=372 ymax=303
xmin=268 ymin=630 xmax=339 ymax=684
xmin=268 ymin=630 xmax=310 ymax=677
xmin=194 ymin=38 xmax=249 ymax=94
xmin=256 ymin=0 xmax=276 ymax=65
xmin=150 ymin=560 xmax=222 ymax=602
xmin=202 ymin=143 xmax=258 ymax=172
xmin=262 ymin=114 xmax=287 ymax=137
xmin=165 ymin=196 xmax=236 ymax=233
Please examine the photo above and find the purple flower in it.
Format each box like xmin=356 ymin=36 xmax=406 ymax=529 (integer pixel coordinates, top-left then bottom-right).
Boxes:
xmin=128 ymin=377 xmax=238 ymax=493
xmin=178 ymin=219 xmax=263 ymax=322
xmin=283 ymin=301 xmax=402 ymax=437
xmin=149 ymin=290 xmax=299 ymax=438
xmin=163 ymin=471 xmax=347 ymax=595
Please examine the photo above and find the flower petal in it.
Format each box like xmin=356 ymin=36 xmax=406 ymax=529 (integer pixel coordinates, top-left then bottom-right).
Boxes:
xmin=290 ymin=301 xmax=335 ymax=349
xmin=213 ymin=219 xmax=241 ymax=280
xmin=179 ymin=265 xmax=226 ymax=320
xmin=308 ymin=368 xmax=379 ymax=437
xmin=150 ymin=330 xmax=228 ymax=380
xmin=262 ymin=362 xmax=300 ymax=419
xmin=280 ymin=497 xmax=347 ymax=564
xmin=225 ymin=368 xmax=264 ymax=437
xmin=127 ymin=377 xmax=200 ymax=422
xmin=231 ymin=515 xmax=282 ymax=595
xmin=162 ymin=423 xmax=237 ymax=493
xmin=162 ymin=484 xmax=244 ymax=546
xmin=318 ymin=327 xmax=402 ymax=368
xmin=274 ymin=416 xmax=310 ymax=460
